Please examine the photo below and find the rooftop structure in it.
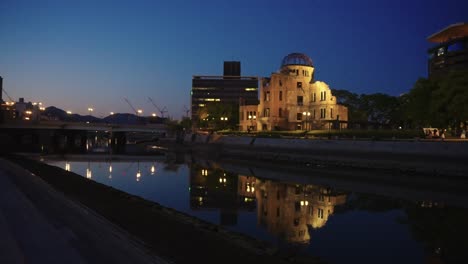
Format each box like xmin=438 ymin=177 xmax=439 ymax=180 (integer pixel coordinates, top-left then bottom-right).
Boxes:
xmin=427 ymin=22 xmax=468 ymax=77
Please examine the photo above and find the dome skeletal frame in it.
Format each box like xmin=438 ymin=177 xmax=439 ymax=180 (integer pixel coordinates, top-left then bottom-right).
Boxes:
xmin=281 ymin=53 xmax=313 ymax=68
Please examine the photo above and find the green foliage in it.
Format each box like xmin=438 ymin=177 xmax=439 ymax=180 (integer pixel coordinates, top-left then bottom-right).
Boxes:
xmin=402 ymin=71 xmax=468 ymax=131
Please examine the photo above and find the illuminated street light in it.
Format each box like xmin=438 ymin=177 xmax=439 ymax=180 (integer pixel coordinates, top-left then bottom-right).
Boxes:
xmin=152 ymin=113 xmax=157 ymax=117
xmin=110 ymin=112 xmax=114 ymax=115
xmin=88 ymin=107 xmax=94 ymax=116
xmin=137 ymin=109 xmax=143 ymax=116
xmin=302 ymin=111 xmax=311 ymax=131
xmin=66 ymin=111 xmax=72 ymax=114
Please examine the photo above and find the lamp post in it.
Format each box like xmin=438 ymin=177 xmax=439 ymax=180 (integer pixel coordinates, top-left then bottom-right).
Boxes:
xmin=302 ymin=111 xmax=311 ymax=131
xmin=88 ymin=107 xmax=94 ymax=116
xmin=248 ymin=114 xmax=256 ymax=132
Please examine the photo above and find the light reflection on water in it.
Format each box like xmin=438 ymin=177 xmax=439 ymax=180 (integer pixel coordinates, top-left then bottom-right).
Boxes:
xmin=45 ymin=158 xmax=468 ymax=264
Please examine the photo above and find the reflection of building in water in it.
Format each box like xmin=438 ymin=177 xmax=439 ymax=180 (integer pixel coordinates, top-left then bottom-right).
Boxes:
xmin=256 ymin=180 xmax=346 ymax=244
xmin=189 ymin=164 xmax=255 ymax=225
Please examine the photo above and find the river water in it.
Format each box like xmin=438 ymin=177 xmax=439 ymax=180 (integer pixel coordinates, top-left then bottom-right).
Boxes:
xmin=45 ymin=156 xmax=468 ymax=264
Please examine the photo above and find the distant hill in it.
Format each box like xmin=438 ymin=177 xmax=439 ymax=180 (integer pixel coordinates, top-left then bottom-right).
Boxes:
xmin=42 ymin=106 xmax=167 ymax=124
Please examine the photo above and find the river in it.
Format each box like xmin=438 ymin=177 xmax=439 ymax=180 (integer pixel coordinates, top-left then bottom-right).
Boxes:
xmin=44 ymin=155 xmax=468 ymax=264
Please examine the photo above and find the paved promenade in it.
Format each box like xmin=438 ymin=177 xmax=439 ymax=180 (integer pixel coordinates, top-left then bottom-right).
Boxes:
xmin=0 ymin=158 xmax=169 ymax=264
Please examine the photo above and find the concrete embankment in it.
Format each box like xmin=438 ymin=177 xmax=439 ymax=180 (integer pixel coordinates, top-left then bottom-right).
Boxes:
xmin=183 ymin=134 xmax=468 ymax=177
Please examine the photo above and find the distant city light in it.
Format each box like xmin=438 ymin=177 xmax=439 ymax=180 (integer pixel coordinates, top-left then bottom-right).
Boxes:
xmin=137 ymin=109 xmax=143 ymax=115
xmin=110 ymin=112 xmax=114 ymax=115
xmin=152 ymin=113 xmax=157 ymax=117
xmin=66 ymin=111 xmax=72 ymax=114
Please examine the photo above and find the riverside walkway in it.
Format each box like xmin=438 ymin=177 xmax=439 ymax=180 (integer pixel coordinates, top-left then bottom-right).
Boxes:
xmin=0 ymin=158 xmax=169 ymax=264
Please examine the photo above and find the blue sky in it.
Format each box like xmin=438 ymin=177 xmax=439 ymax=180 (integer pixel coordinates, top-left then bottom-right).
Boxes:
xmin=1 ymin=0 xmax=467 ymax=119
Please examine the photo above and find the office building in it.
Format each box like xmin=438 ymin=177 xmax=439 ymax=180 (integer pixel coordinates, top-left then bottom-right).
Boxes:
xmin=427 ymin=22 xmax=468 ymax=78
xmin=191 ymin=61 xmax=258 ymax=130
xmin=239 ymin=53 xmax=348 ymax=131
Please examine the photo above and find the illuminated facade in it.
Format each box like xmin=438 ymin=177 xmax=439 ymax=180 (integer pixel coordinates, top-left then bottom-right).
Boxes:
xmin=191 ymin=61 xmax=259 ymax=130
xmin=239 ymin=53 xmax=348 ymax=131
xmin=427 ymin=22 xmax=468 ymax=78
xmin=256 ymin=180 xmax=346 ymax=244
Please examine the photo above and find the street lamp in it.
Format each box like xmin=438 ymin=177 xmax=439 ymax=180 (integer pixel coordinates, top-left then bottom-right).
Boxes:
xmin=137 ymin=109 xmax=143 ymax=116
xmin=302 ymin=111 xmax=311 ymax=131
xmin=88 ymin=107 xmax=94 ymax=116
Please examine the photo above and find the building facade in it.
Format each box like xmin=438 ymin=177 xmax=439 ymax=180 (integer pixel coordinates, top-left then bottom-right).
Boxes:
xmin=191 ymin=61 xmax=258 ymax=130
xmin=239 ymin=53 xmax=348 ymax=131
xmin=427 ymin=22 xmax=468 ymax=78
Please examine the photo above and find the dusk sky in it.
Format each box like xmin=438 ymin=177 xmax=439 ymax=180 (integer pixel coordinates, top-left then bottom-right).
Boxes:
xmin=1 ymin=0 xmax=467 ymax=119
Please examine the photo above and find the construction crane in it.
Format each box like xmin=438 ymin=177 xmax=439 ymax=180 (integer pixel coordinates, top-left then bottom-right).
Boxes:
xmin=148 ymin=97 xmax=167 ymax=118
xmin=2 ymin=88 xmax=14 ymax=102
xmin=123 ymin=98 xmax=139 ymax=115
xmin=183 ymin=105 xmax=190 ymax=118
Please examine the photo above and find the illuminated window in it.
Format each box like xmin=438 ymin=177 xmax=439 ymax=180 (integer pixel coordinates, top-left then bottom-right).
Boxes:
xmin=437 ymin=47 xmax=445 ymax=56
xmin=245 ymin=88 xmax=257 ymax=91
xmin=318 ymin=208 xmax=324 ymax=219
xmin=266 ymin=91 xmax=270 ymax=101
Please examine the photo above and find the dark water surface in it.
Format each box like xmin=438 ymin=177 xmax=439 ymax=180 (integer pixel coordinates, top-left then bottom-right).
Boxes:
xmin=45 ymin=156 xmax=468 ymax=264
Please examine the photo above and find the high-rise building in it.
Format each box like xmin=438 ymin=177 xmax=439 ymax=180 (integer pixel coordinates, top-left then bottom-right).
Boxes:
xmin=427 ymin=22 xmax=468 ymax=78
xmin=191 ymin=62 xmax=258 ymax=130
xmin=239 ymin=53 xmax=348 ymax=131
xmin=0 ymin=76 xmax=3 ymax=103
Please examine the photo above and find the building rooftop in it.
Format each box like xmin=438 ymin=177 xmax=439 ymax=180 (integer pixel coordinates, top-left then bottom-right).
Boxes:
xmin=427 ymin=22 xmax=468 ymax=43
xmin=280 ymin=53 xmax=313 ymax=68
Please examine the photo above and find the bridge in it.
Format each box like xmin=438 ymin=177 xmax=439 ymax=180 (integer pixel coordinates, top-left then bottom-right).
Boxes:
xmin=0 ymin=120 xmax=168 ymax=154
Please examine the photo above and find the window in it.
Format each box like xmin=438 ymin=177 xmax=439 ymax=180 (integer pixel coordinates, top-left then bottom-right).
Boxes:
xmin=297 ymin=82 xmax=302 ymax=88
xmin=297 ymin=96 xmax=303 ymax=106
xmin=295 ymin=202 xmax=301 ymax=212
xmin=277 ymin=207 xmax=280 ymax=217
xmin=320 ymin=108 xmax=326 ymax=119
xmin=318 ymin=208 xmax=324 ymax=219
xmin=324 ymin=91 xmax=326 ymax=101
xmin=294 ymin=218 xmax=300 ymax=226
xmin=313 ymin=109 xmax=316 ymax=119
xmin=308 ymin=206 xmax=313 ymax=216
xmin=266 ymin=91 xmax=270 ymax=102
xmin=330 ymin=108 xmax=333 ymax=119
xmin=279 ymin=79 xmax=282 ymax=86
xmin=279 ymin=91 xmax=283 ymax=101
xmin=297 ymin=113 xmax=303 ymax=120
xmin=264 ymin=108 xmax=270 ymax=117
xmin=319 ymin=194 xmax=324 ymax=201
xmin=240 ymin=111 xmax=244 ymax=120
xmin=313 ymin=93 xmax=316 ymax=102
xmin=279 ymin=108 xmax=283 ymax=117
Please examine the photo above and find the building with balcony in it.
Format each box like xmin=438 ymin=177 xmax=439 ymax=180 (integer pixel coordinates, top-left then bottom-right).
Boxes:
xmin=427 ymin=22 xmax=468 ymax=78
xmin=191 ymin=61 xmax=259 ymax=130
xmin=239 ymin=53 xmax=348 ymax=131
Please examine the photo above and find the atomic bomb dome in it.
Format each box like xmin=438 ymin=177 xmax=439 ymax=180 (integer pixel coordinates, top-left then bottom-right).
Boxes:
xmin=280 ymin=53 xmax=314 ymax=68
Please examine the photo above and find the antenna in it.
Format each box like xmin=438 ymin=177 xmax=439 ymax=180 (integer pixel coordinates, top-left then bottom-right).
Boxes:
xmin=147 ymin=97 xmax=167 ymax=118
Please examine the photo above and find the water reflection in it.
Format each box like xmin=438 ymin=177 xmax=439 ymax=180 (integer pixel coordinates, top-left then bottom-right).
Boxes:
xmin=189 ymin=164 xmax=345 ymax=244
xmin=45 ymin=157 xmax=468 ymax=264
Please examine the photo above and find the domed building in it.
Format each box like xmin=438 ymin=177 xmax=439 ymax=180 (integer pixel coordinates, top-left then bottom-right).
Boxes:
xmin=239 ymin=53 xmax=348 ymax=131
